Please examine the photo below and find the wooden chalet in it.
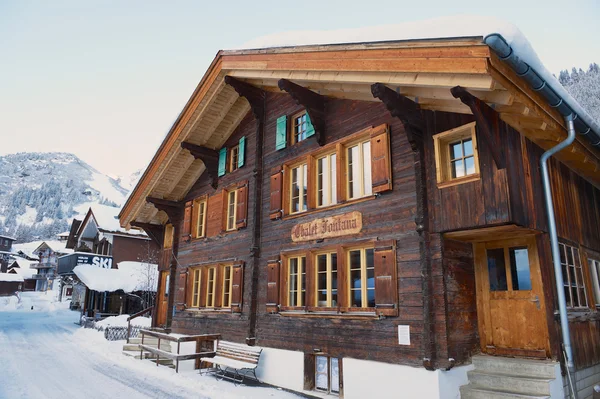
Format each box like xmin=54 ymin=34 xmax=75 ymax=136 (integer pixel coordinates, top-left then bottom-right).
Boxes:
xmin=119 ymin=23 xmax=600 ymax=399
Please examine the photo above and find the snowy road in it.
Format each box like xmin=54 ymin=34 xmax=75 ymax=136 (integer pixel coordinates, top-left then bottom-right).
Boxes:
xmin=0 ymin=310 xmax=298 ymax=399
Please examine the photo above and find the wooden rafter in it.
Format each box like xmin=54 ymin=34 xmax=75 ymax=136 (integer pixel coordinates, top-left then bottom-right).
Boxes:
xmin=224 ymin=76 xmax=265 ymax=122
xmin=371 ymin=83 xmax=424 ymax=151
xmin=278 ymin=78 xmax=326 ymax=146
xmin=180 ymin=142 xmax=219 ymax=189
xmin=130 ymin=221 xmax=164 ymax=246
xmin=146 ymin=197 xmax=183 ymax=223
xmin=451 ymin=85 xmax=506 ymax=170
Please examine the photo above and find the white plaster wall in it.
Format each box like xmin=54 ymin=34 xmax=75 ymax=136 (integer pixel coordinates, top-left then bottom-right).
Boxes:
xmin=343 ymin=357 xmax=441 ymax=399
xmin=254 ymin=347 xmax=304 ymax=392
xmin=174 ymin=341 xmax=199 ymax=373
xmin=563 ymin=363 xmax=600 ymax=399
xmin=438 ymin=364 xmax=474 ymax=399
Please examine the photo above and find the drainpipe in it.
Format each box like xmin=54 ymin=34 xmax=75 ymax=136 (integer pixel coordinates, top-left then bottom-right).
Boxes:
xmin=540 ymin=114 xmax=576 ymax=372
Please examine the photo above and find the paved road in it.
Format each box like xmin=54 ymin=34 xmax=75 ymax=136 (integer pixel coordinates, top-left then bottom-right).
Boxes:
xmin=0 ymin=310 xmax=208 ymax=399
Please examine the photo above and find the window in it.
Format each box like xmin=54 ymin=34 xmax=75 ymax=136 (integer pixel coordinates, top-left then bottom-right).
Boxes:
xmin=222 ymin=265 xmax=233 ymax=308
xmin=288 ymin=256 xmax=306 ymax=307
xmin=226 ymin=189 xmax=238 ymax=231
xmin=315 ymin=356 xmax=340 ymax=395
xmin=316 ymin=252 xmax=338 ymax=307
xmin=560 ymin=243 xmax=588 ymax=309
xmin=194 ymin=198 xmax=207 ymax=238
xmin=292 ymin=111 xmax=309 ymax=144
xmin=433 ymin=122 xmax=480 ymax=187
xmin=229 ymin=145 xmax=240 ymax=173
xmin=164 ymin=224 xmax=174 ymax=249
xmin=486 ymin=246 xmax=532 ymax=291
xmin=206 ymin=267 xmax=217 ymax=307
xmin=290 ymin=163 xmax=308 ymax=214
xmin=191 ymin=269 xmax=201 ymax=307
xmin=316 ymin=153 xmax=337 ymax=207
xmin=346 ymin=140 xmax=372 ymax=200
xmin=348 ymin=247 xmax=375 ymax=308
xmin=588 ymin=258 xmax=600 ymax=307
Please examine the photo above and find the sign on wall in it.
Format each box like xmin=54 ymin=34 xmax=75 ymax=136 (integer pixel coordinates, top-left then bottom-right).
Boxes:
xmin=291 ymin=211 xmax=363 ymax=242
xmin=76 ymin=254 xmax=113 ymax=269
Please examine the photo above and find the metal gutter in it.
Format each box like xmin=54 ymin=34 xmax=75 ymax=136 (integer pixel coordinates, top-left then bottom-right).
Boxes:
xmin=484 ymin=33 xmax=600 ymax=147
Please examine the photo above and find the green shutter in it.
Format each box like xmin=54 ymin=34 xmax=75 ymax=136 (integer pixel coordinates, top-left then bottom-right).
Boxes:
xmin=238 ymin=136 xmax=246 ymax=168
xmin=305 ymin=112 xmax=315 ymax=138
xmin=218 ymin=148 xmax=227 ymax=177
xmin=275 ymin=115 xmax=287 ymax=150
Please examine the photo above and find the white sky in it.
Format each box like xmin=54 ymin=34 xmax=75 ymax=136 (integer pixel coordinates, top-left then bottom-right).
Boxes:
xmin=1 ymin=0 xmax=598 ymax=177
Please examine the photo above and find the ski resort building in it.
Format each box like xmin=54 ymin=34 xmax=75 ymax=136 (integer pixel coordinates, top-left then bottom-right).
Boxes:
xmin=0 ymin=234 xmax=16 ymax=273
xmin=118 ymin=19 xmax=600 ymax=399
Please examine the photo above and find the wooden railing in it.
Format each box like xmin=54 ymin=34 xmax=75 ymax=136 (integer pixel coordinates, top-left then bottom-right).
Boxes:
xmin=126 ymin=306 xmax=153 ymax=343
xmin=138 ymin=329 xmax=221 ymax=373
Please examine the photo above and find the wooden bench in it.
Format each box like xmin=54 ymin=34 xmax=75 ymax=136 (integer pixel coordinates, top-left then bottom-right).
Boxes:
xmin=200 ymin=341 xmax=262 ymax=384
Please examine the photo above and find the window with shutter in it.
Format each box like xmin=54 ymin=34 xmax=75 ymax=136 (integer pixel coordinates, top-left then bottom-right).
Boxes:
xmin=193 ymin=197 xmax=207 ymax=238
xmin=269 ymin=167 xmax=283 ymax=220
xmin=276 ymin=115 xmax=287 ymax=150
xmin=190 ymin=268 xmax=201 ymax=308
xmin=229 ymin=145 xmax=240 ymax=173
xmin=218 ymin=148 xmax=227 ymax=177
xmin=373 ymin=240 xmax=398 ymax=316
xmin=175 ymin=271 xmax=188 ymax=311
xmin=236 ymin=181 xmax=248 ymax=229
xmin=225 ymin=189 xmax=238 ymax=232
xmin=221 ymin=265 xmax=233 ymax=308
xmin=206 ymin=266 xmax=217 ymax=308
xmin=238 ymin=136 xmax=246 ymax=168
xmin=231 ymin=261 xmax=244 ymax=313
xmin=370 ymin=125 xmax=393 ymax=193
xmin=182 ymin=201 xmax=193 ymax=242
xmin=266 ymin=258 xmax=280 ymax=313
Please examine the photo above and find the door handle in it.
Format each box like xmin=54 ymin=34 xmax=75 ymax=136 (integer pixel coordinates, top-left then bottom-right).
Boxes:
xmin=530 ymin=295 xmax=540 ymax=310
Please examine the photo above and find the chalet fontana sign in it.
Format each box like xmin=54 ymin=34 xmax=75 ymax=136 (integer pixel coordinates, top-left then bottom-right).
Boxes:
xmin=291 ymin=211 xmax=362 ymax=242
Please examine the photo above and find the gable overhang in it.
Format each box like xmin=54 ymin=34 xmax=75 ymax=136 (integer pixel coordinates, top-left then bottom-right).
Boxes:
xmin=119 ymin=37 xmax=600 ymax=228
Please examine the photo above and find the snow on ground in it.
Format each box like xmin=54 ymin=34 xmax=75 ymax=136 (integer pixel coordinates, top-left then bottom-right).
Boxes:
xmin=0 ymin=307 xmax=303 ymax=399
xmin=0 ymin=288 xmax=69 ymax=312
xmin=95 ymin=314 xmax=152 ymax=328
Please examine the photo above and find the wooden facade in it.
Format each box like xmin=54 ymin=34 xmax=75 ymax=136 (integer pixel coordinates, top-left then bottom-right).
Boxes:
xmin=119 ymin=37 xmax=600 ymax=397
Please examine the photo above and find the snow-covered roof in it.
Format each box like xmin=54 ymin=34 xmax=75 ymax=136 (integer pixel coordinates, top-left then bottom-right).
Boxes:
xmin=238 ymin=16 xmax=599 ymax=141
xmin=0 ymin=273 xmax=24 ymax=283
xmin=0 ymin=235 xmax=16 ymax=241
xmin=57 ymin=231 xmax=70 ymax=237
xmin=73 ymin=261 xmax=158 ymax=293
xmin=8 ymin=261 xmax=37 ymax=279
xmin=13 ymin=240 xmax=72 ymax=258
xmin=75 ymin=203 xmax=146 ymax=237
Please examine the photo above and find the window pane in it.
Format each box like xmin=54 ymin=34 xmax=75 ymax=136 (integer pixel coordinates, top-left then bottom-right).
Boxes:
xmin=315 ymin=356 xmax=329 ymax=391
xmin=330 ymin=358 xmax=340 ymax=393
xmin=451 ymin=160 xmax=465 ymax=178
xmin=363 ymin=141 xmax=372 ymax=196
xmin=487 ymin=248 xmax=508 ymax=291
xmin=509 ymin=247 xmax=532 ymax=291
xmin=317 ymin=157 xmax=325 ymax=206
xmin=348 ymin=145 xmax=360 ymax=199
xmin=331 ymin=154 xmax=337 ymax=204
xmin=302 ymin=164 xmax=308 ymax=211
xmin=289 ymin=258 xmax=298 ymax=307
xmin=331 ymin=253 xmax=338 ymax=306
xmin=465 ymin=156 xmax=476 ymax=176
xmin=291 ymin=167 xmax=300 ymax=212
xmin=450 ymin=141 xmax=463 ymax=159
xmin=463 ymin=139 xmax=473 ymax=156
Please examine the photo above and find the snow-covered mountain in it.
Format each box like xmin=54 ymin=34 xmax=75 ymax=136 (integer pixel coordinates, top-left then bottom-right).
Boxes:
xmin=0 ymin=152 xmax=132 ymax=242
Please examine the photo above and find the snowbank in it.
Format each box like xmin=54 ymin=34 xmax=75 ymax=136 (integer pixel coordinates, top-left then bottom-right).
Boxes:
xmin=0 ymin=273 xmax=24 ymax=282
xmin=74 ymin=262 xmax=157 ymax=293
xmin=95 ymin=314 xmax=151 ymax=328
xmin=237 ymin=15 xmax=599 ymax=135
xmin=0 ymin=290 xmax=70 ymax=312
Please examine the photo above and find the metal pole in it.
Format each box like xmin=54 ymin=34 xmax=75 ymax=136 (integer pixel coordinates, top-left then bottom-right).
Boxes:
xmin=540 ymin=114 xmax=576 ymax=373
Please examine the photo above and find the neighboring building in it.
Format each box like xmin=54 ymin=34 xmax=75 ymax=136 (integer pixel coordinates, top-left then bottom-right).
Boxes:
xmin=0 ymin=273 xmax=23 ymax=296
xmin=7 ymin=257 xmax=38 ymax=291
xmin=118 ymin=21 xmax=600 ymax=399
xmin=30 ymin=241 xmax=72 ymax=291
xmin=57 ymin=231 xmax=70 ymax=242
xmin=0 ymin=235 xmax=16 ymax=273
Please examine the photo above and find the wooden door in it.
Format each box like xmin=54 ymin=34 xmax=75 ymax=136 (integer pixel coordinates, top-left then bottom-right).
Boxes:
xmin=156 ymin=271 xmax=170 ymax=327
xmin=474 ymin=236 xmax=550 ymax=358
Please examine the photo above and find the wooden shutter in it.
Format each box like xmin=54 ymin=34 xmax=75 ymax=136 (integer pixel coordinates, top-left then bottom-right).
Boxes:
xmin=370 ymin=124 xmax=392 ymax=193
xmin=218 ymin=148 xmax=227 ymax=177
xmin=175 ymin=270 xmax=188 ymax=311
xmin=374 ymin=240 xmax=398 ymax=316
xmin=275 ymin=115 xmax=287 ymax=150
xmin=231 ymin=261 xmax=244 ymax=313
xmin=236 ymin=181 xmax=249 ymax=229
xmin=266 ymin=258 xmax=280 ymax=313
xmin=269 ymin=166 xmax=283 ymax=220
xmin=181 ymin=201 xmax=193 ymax=242
xmin=206 ymin=192 xmax=224 ymax=237
xmin=305 ymin=112 xmax=315 ymax=138
xmin=238 ymin=136 xmax=246 ymax=168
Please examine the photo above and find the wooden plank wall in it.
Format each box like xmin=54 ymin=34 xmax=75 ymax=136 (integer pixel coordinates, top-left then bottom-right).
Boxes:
xmin=170 ymin=111 xmax=257 ymax=343
xmin=256 ymin=93 xmax=430 ymax=367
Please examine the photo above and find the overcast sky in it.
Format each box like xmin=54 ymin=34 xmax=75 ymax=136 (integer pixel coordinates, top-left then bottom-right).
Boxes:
xmin=1 ymin=0 xmax=598 ymax=177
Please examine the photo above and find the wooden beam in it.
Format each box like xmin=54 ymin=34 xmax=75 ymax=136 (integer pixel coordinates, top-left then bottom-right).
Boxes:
xmin=130 ymin=221 xmax=164 ymax=246
xmin=278 ymin=78 xmax=326 ymax=146
xmin=146 ymin=197 xmax=183 ymax=223
xmin=180 ymin=142 xmax=219 ymax=189
xmin=451 ymin=85 xmax=506 ymax=169
xmin=224 ymin=76 xmax=265 ymax=122
xmin=370 ymin=83 xmax=424 ymax=151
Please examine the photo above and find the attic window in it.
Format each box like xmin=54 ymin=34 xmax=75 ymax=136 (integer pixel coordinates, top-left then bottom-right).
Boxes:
xmin=292 ymin=111 xmax=309 ymax=144
xmin=433 ymin=122 xmax=480 ymax=188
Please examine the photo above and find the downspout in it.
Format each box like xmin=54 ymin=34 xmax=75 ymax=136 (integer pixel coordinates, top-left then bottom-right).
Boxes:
xmin=540 ymin=114 xmax=576 ymax=372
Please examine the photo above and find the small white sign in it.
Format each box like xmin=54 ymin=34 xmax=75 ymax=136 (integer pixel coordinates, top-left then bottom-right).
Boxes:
xmin=398 ymin=325 xmax=410 ymax=346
